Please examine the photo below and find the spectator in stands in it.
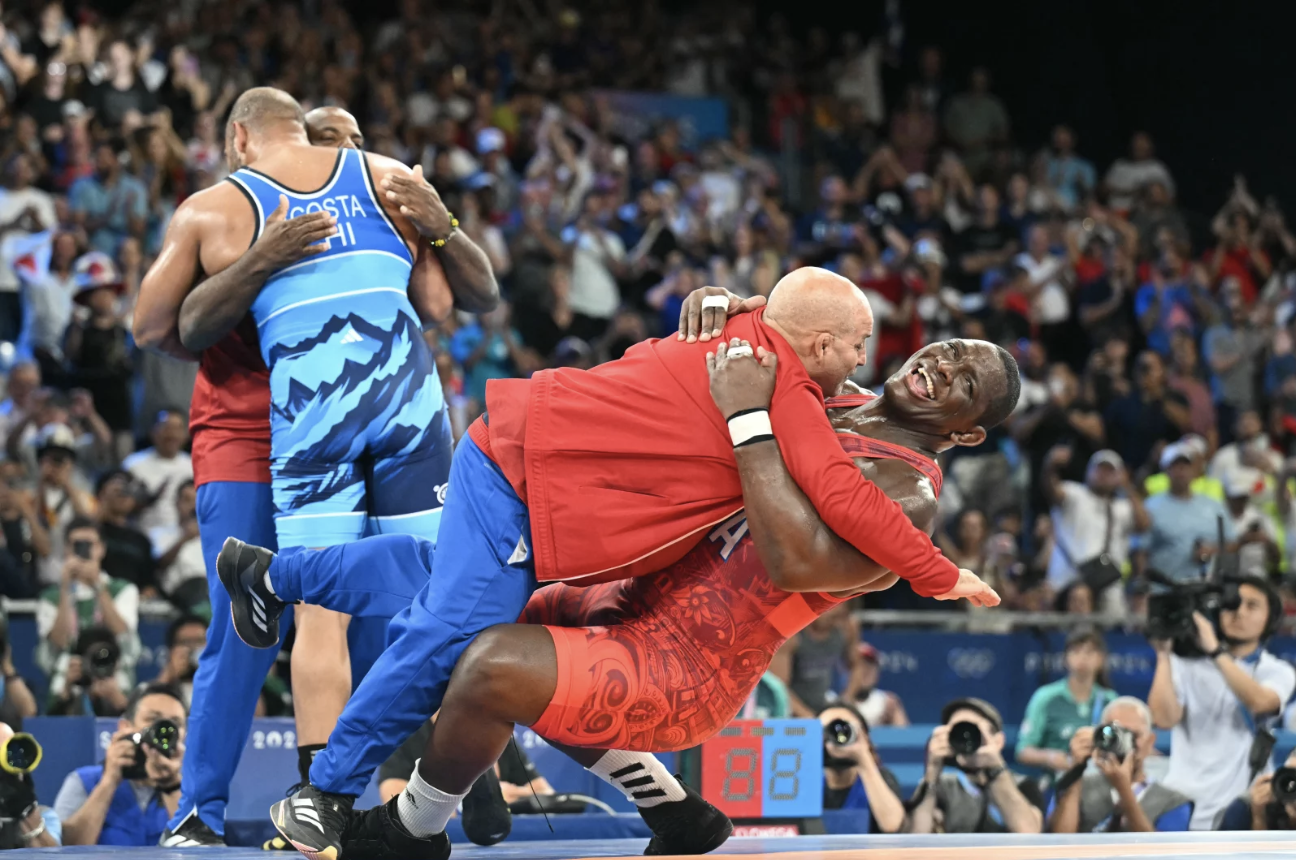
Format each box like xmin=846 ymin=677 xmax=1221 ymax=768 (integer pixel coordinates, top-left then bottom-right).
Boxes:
xmin=25 ymin=231 xmax=80 ymax=386
xmin=943 ymin=67 xmax=1009 ymax=179
xmin=1039 ymin=125 xmax=1095 ymax=213
xmin=152 ymin=615 xmax=206 ymax=710
xmin=770 ymin=604 xmax=860 ymax=717
xmin=0 ymin=362 xmax=40 ymax=444
xmin=0 ymin=152 xmax=57 ymax=340
xmin=94 ymin=470 xmax=156 ymax=596
xmin=1222 ymin=471 xmax=1280 ymax=577
xmin=0 ymin=462 xmax=49 ymax=599
xmin=85 ymin=39 xmax=157 ymax=130
xmin=65 ymin=252 xmax=134 ymax=460
xmin=149 ymin=480 xmax=204 ymax=609
xmin=818 ymin=703 xmax=904 ymax=832
xmin=1216 ymin=748 xmax=1296 ymax=831
xmin=938 ymin=509 xmax=991 ymax=581
xmin=908 ymin=697 xmax=1046 ymax=834
xmin=1145 ymin=433 xmax=1224 ymax=500
xmin=954 ymin=184 xmax=1018 ymax=295
xmin=54 ymin=683 xmax=186 ymax=846
xmin=1043 ymin=448 xmax=1148 ymax=614
xmin=1142 ymin=442 xmax=1235 ymax=583
xmin=843 ymin=643 xmax=909 ymax=727
xmin=1167 ymin=330 xmax=1219 ymax=449
xmin=68 ymin=142 xmax=148 ymax=256
xmin=32 ymin=424 xmax=94 ymax=588
xmin=1104 ymin=132 xmax=1175 ymax=213
xmin=1134 ymin=247 xmax=1204 ymax=358
xmin=122 ymin=411 xmax=192 ymax=533
xmin=0 ymin=720 xmax=61 ymax=846
xmin=1149 ymin=575 xmax=1296 ymax=829
xmin=1104 ymin=350 xmax=1190 ymax=474
xmin=1204 ymin=278 xmax=1265 ymax=426
xmin=1210 ymin=410 xmax=1282 ymax=497
xmin=1049 ymin=696 xmax=1192 ymax=832
xmin=1016 ymin=627 xmax=1117 ymax=775
xmin=449 ymin=302 xmax=536 ymax=418
xmin=36 ymin=517 xmax=140 ymax=705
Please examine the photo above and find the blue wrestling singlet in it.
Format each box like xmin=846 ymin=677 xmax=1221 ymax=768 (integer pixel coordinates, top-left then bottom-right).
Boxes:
xmin=226 ymin=150 xmax=452 ymax=549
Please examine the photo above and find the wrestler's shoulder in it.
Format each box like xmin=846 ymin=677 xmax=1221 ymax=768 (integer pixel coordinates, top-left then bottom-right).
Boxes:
xmin=173 ymin=181 xmax=245 ymax=221
xmin=853 ymin=456 xmax=938 ymax=533
xmin=362 ymin=151 xmax=416 ymax=180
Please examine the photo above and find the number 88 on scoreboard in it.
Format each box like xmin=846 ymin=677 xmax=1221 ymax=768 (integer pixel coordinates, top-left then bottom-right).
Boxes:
xmin=699 ymin=719 xmax=823 ymax=818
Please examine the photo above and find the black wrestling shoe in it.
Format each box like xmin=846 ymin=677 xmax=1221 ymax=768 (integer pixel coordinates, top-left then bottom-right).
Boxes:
xmin=218 ymin=536 xmax=286 ymax=649
xmin=461 ymin=767 xmax=512 ymax=846
xmin=640 ymin=776 xmax=733 ymax=856
xmin=270 ymin=784 xmax=353 ymax=860
xmin=339 ymin=795 xmax=450 ymax=860
xmin=159 ymin=812 xmax=225 ymax=847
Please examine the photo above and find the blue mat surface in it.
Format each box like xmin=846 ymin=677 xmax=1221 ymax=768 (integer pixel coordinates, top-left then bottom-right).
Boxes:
xmin=6 ymin=830 xmax=1296 ymax=859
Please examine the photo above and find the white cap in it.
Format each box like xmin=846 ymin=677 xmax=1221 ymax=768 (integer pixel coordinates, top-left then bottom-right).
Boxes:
xmin=1224 ymin=468 xmax=1262 ymax=498
xmin=1160 ymin=442 xmax=1192 ymax=469
xmin=1179 ymin=434 xmax=1208 ymax=460
xmin=1088 ymin=449 xmax=1124 ymax=471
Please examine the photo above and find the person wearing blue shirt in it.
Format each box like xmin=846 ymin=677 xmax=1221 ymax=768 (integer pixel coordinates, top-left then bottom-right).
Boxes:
xmin=67 ymin=142 xmax=148 ymax=256
xmin=53 ymin=683 xmax=187 ymax=846
xmin=448 ymin=301 xmax=531 ymax=407
xmin=818 ymin=704 xmax=904 ymax=833
xmin=1041 ymin=126 xmax=1097 ymax=212
xmin=1134 ymin=251 xmax=1200 ymax=357
xmin=1143 ymin=442 xmax=1236 ymax=582
xmin=1048 ymin=696 xmax=1193 ymax=833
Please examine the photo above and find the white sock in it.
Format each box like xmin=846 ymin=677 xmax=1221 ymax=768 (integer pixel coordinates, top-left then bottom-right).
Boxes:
xmin=588 ymin=750 xmax=686 ymax=808
xmin=396 ymin=760 xmax=468 ymax=838
xmin=262 ymin=572 xmax=276 ymax=596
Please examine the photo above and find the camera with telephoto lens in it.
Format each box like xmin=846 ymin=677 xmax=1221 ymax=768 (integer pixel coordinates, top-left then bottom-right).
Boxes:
xmin=1093 ymin=723 xmax=1136 ymax=763
xmin=83 ymin=638 xmax=121 ymax=682
xmin=824 ymin=718 xmax=857 ymax=748
xmin=0 ymin=733 xmax=43 ymax=849
xmin=948 ymin=721 xmax=984 ymax=758
xmin=120 ymin=719 xmax=181 ymax=782
xmin=1274 ymin=767 xmax=1296 ymax=806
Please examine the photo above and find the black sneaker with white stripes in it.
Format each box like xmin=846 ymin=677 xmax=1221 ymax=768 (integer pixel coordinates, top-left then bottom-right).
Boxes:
xmin=639 ymin=776 xmax=733 ymax=856
xmin=159 ymin=811 xmax=225 ymax=847
xmin=461 ymin=767 xmax=512 ymax=846
xmin=338 ymin=795 xmax=449 ymax=860
xmin=270 ymin=784 xmax=353 ymax=860
xmin=217 ymin=536 xmax=286 ymax=650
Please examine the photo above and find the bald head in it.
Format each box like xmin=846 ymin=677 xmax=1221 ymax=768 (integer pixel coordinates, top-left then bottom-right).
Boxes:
xmin=764 ymin=267 xmax=874 ymax=395
xmin=225 ymin=88 xmax=306 ymax=170
xmin=305 ymin=107 xmax=364 ymax=150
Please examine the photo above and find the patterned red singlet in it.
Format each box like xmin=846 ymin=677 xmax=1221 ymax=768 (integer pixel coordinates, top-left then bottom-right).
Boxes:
xmin=522 ymin=416 xmax=942 ymax=753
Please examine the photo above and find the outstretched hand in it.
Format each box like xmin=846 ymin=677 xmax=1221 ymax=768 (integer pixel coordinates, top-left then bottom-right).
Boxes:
xmin=254 ymin=195 xmax=337 ymax=269
xmin=933 ymin=569 xmax=1001 ymax=608
xmin=678 ymin=286 xmax=767 ymax=343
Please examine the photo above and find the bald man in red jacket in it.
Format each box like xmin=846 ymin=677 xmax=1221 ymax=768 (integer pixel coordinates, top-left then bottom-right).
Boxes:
xmin=226 ymin=267 xmax=1006 ymax=859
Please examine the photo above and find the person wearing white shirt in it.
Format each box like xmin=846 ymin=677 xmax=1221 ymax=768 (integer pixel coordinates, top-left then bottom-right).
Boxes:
xmin=562 ymin=190 xmax=627 ymax=338
xmin=1015 ymin=225 xmax=1072 ymax=326
xmin=122 ymin=412 xmax=192 ymax=533
xmin=1104 ymin=132 xmax=1176 ymax=213
xmin=1210 ymin=410 xmax=1282 ymax=510
xmin=1223 ymin=471 xmax=1280 ymax=577
xmin=1149 ymin=577 xmax=1296 ymax=830
xmin=1044 ymin=447 xmax=1150 ymax=614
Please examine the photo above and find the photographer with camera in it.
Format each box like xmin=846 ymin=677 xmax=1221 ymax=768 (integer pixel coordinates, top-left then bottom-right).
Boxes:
xmin=1148 ymin=575 xmax=1296 ymax=829
xmin=908 ymin=698 xmax=1045 ymax=834
xmin=151 ymin=615 xmax=206 ymax=709
xmin=818 ymin=704 xmax=905 ymax=832
xmin=47 ymin=628 xmax=130 ymax=717
xmin=0 ymin=721 xmax=60 ymax=847
xmin=36 ymin=517 xmax=140 ymax=713
xmin=1216 ymin=748 xmax=1296 ymax=830
xmin=1048 ymin=696 xmax=1192 ymax=833
xmin=53 ymin=683 xmax=186 ymax=846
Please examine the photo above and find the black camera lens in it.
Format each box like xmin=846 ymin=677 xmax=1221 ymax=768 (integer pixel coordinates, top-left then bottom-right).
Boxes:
xmin=86 ymin=642 xmax=119 ymax=680
xmin=142 ymin=719 xmax=181 ymax=759
xmin=1093 ymin=723 xmax=1135 ymax=763
xmin=948 ymin=721 xmax=984 ymax=757
xmin=1 ymin=734 xmax=41 ymax=774
xmin=1274 ymin=767 xmax=1296 ymax=805
xmin=824 ymin=718 xmax=856 ymax=747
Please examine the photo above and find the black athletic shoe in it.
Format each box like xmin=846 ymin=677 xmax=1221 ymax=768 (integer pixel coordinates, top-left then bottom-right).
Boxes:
xmin=640 ymin=776 xmax=733 ymax=856
xmin=270 ymin=784 xmax=353 ymax=860
xmin=461 ymin=767 xmax=512 ymax=846
xmin=339 ymin=795 xmax=450 ymax=860
xmin=218 ymin=536 xmax=286 ymax=649
xmin=159 ymin=812 xmax=225 ymax=847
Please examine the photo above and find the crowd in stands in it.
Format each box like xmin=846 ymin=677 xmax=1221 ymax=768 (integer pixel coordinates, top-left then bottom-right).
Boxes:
xmin=3 ymin=0 xmax=1296 ymax=845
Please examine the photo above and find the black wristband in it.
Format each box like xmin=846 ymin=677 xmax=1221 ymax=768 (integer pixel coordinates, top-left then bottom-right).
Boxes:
xmin=1209 ymin=646 xmax=1228 ymax=660
xmin=983 ymin=765 xmax=1006 ymax=784
xmin=157 ymin=781 xmax=182 ymax=794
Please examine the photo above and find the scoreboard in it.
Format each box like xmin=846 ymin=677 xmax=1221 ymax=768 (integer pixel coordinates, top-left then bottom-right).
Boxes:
xmin=699 ymin=719 xmax=823 ymax=818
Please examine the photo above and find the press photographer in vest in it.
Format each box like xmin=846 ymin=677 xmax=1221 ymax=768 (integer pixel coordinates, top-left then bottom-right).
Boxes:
xmin=818 ymin=703 xmax=905 ymax=833
xmin=1048 ymin=696 xmax=1192 ymax=833
xmin=1148 ymin=575 xmax=1296 ymax=830
xmin=53 ymin=683 xmax=186 ymax=846
xmin=1216 ymin=748 xmax=1296 ymax=830
xmin=907 ymin=698 xmax=1046 ymax=834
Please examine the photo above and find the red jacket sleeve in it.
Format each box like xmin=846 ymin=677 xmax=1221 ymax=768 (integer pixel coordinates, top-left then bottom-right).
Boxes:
xmin=768 ymin=376 xmax=960 ymax=597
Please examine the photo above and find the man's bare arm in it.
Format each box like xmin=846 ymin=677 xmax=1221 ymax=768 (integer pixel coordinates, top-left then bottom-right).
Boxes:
xmin=177 ymin=195 xmax=336 ymax=352
xmin=135 ymin=202 xmax=205 ymax=361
